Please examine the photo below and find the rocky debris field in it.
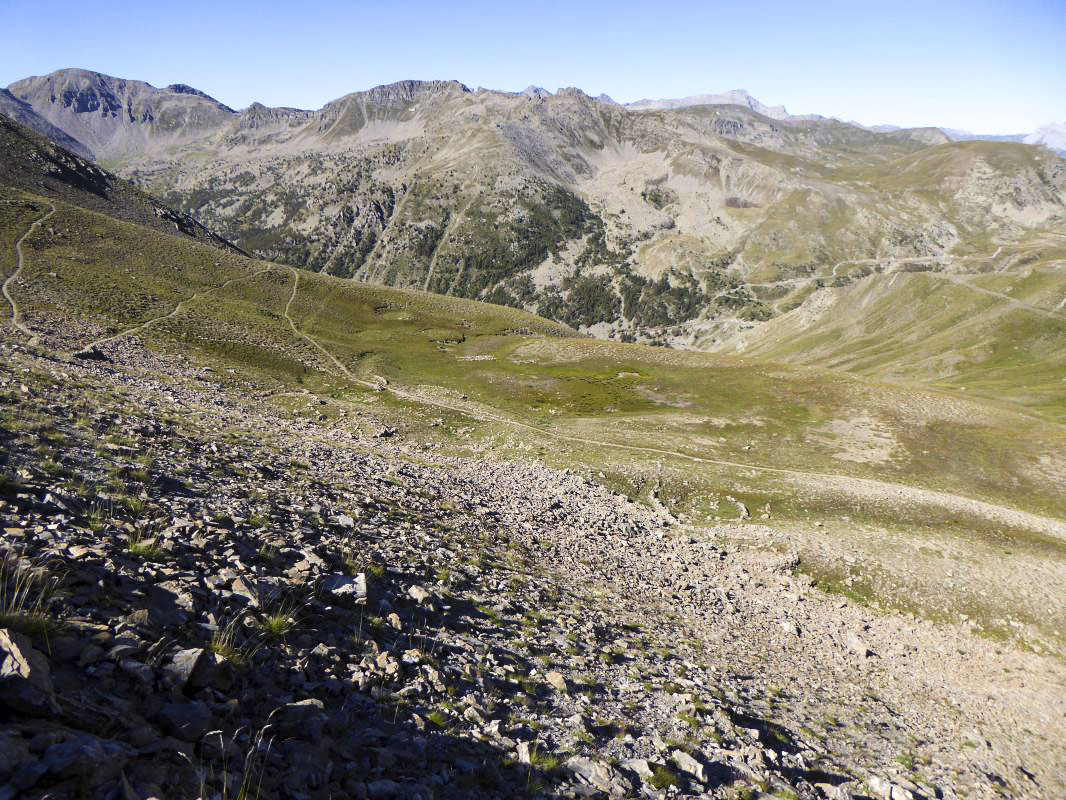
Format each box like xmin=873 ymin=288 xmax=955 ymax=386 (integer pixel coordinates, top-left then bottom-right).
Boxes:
xmin=1 ymin=332 xmax=1064 ymax=800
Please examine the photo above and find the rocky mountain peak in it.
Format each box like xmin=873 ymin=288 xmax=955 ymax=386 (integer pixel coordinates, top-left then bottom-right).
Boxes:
xmin=355 ymin=79 xmax=471 ymax=106
xmin=165 ymin=83 xmax=234 ymax=111
xmin=521 ymin=85 xmax=552 ymax=98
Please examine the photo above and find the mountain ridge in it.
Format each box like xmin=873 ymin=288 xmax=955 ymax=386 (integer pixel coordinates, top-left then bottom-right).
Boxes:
xmin=5 ymin=67 xmax=1064 ymax=351
xmin=10 ymin=68 xmax=1062 ymax=150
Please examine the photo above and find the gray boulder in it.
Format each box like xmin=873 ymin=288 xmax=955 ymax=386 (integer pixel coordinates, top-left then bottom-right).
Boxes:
xmin=0 ymin=627 xmax=59 ymax=714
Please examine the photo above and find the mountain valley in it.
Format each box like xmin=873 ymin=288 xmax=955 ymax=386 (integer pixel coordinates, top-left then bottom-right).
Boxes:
xmin=7 ymin=69 xmax=1066 ymax=373
xmin=1 ymin=67 xmax=1066 ymax=800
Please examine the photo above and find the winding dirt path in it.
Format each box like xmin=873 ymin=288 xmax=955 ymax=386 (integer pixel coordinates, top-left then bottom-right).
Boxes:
xmin=86 ymin=265 xmax=274 ymax=352
xmin=3 ymin=203 xmax=55 ymax=344
xmin=934 ymin=273 xmax=1066 ymax=321
xmin=282 ymin=266 xmax=379 ymax=388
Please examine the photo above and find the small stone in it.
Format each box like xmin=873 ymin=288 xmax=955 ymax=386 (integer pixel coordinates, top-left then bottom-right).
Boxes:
xmin=546 ymin=670 xmax=568 ymax=692
xmin=868 ymin=776 xmax=914 ymax=800
xmin=846 ymin=632 xmax=874 ymax=658
xmin=269 ymin=698 xmax=327 ymax=740
xmin=565 ymin=755 xmax=632 ymax=796
xmin=671 ymin=749 xmax=706 ymax=783
xmin=366 ymin=779 xmax=401 ymax=798
xmin=322 ymin=573 xmax=367 ymax=603
xmin=815 ymin=783 xmax=855 ymax=800
xmin=516 ymin=741 xmax=533 ymax=764
xmin=163 ymin=648 xmax=208 ymax=691
xmin=622 ymin=758 xmax=653 ymax=779
xmin=407 ymin=585 xmax=430 ymax=604
xmin=40 ymin=734 xmax=129 ymax=780
xmin=158 ymin=700 xmax=212 ymax=741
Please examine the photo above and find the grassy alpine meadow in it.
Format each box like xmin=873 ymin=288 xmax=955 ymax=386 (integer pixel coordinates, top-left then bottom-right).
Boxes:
xmin=6 ymin=186 xmax=1066 ymax=655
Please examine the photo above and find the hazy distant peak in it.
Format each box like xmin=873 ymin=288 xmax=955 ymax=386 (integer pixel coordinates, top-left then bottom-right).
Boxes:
xmin=1025 ymin=122 xmax=1066 ymax=154
xmin=940 ymin=127 xmax=1028 ymax=146
xmin=625 ymin=89 xmax=790 ymax=119
xmin=521 ymin=86 xmax=552 ymax=98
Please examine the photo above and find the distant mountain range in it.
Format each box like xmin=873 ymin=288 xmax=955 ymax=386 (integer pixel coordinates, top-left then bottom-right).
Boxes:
xmin=508 ymin=87 xmax=1066 ymax=155
xmin=5 ymin=69 xmax=1064 ymax=160
xmin=619 ymin=92 xmax=1065 ymax=155
xmin=2 ymin=67 xmax=1063 ymax=344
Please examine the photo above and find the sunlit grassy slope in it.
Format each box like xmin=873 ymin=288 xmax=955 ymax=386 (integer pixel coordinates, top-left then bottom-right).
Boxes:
xmin=6 ymin=185 xmax=1066 ymax=650
xmin=726 ymin=254 xmax=1066 ymax=422
xmin=7 ymin=187 xmax=1061 ymax=500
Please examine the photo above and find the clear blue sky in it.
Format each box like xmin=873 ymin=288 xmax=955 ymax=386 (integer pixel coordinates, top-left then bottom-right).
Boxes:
xmin=3 ymin=0 xmax=1064 ymax=133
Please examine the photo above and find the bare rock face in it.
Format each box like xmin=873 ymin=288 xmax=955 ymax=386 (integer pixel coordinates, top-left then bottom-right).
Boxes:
xmin=0 ymin=628 xmax=58 ymax=715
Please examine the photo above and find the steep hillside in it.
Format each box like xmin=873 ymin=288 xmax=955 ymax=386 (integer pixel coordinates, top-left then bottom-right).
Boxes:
xmin=10 ymin=68 xmax=1065 ymax=348
xmin=0 ymin=114 xmax=242 ymax=252
xmin=3 ymin=167 xmax=1066 ymax=798
xmin=0 ymin=87 xmax=92 ymax=159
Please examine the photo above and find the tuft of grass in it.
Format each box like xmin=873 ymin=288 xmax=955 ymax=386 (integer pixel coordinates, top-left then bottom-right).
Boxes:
xmin=426 ymin=710 xmax=449 ymax=729
xmin=119 ymin=494 xmax=149 ymax=515
xmin=210 ymin=615 xmax=258 ymax=667
xmin=247 ymin=513 xmax=269 ymax=529
xmin=259 ymin=600 xmax=302 ymax=640
xmin=678 ymin=711 xmax=700 ymax=729
xmin=126 ymin=530 xmax=163 ymax=560
xmin=650 ymin=766 xmax=679 ymax=790
xmin=256 ymin=543 xmax=278 ymax=565
xmin=366 ymin=562 xmax=386 ymax=580
xmin=87 ymin=502 xmax=112 ymax=532
xmin=260 ymin=612 xmax=294 ymax=639
xmin=528 ymin=749 xmax=561 ymax=771
xmin=0 ymin=549 xmax=59 ymax=639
